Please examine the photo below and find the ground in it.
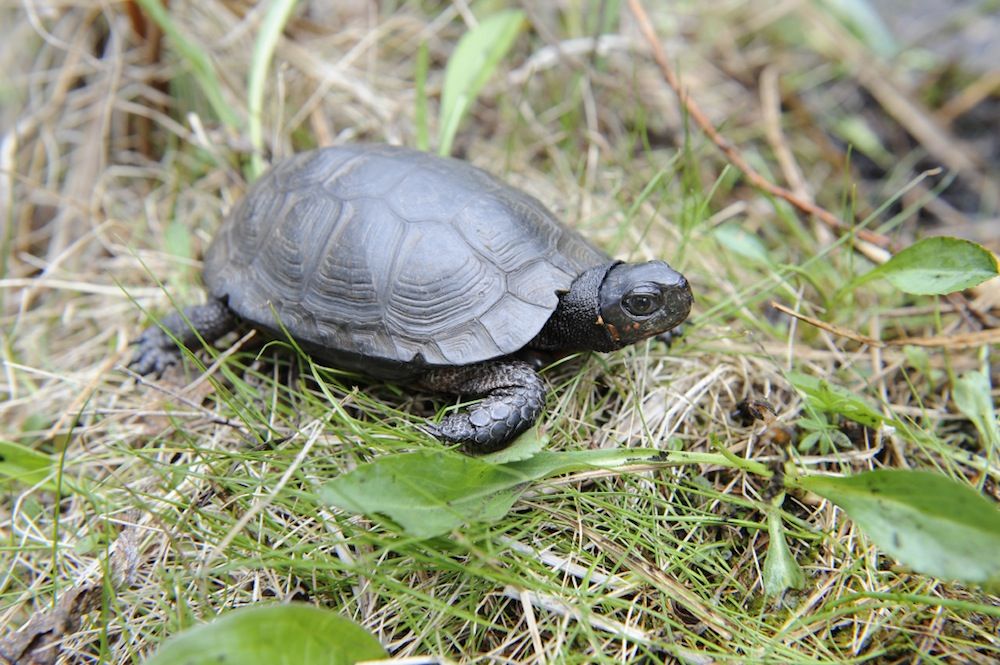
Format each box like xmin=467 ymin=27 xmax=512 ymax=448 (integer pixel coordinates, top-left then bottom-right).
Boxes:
xmin=1 ymin=1 xmax=998 ymax=663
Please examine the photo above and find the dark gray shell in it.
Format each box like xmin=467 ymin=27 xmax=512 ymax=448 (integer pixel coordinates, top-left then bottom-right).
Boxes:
xmin=203 ymin=144 xmax=608 ymax=378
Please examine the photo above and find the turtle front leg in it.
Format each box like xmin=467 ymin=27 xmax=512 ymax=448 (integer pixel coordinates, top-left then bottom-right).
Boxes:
xmin=420 ymin=360 xmax=546 ymax=454
xmin=130 ymin=298 xmax=236 ymax=376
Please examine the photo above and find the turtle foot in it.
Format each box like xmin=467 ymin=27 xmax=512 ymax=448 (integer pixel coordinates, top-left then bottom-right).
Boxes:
xmin=129 ymin=299 xmax=236 ymax=376
xmin=421 ymin=361 xmax=546 ymax=454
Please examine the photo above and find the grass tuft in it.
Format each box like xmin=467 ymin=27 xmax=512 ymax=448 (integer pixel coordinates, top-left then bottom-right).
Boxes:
xmin=1 ymin=1 xmax=998 ymax=663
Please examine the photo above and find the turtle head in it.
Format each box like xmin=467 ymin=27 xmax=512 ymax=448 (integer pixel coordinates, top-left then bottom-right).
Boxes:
xmin=530 ymin=260 xmax=692 ymax=354
xmin=597 ymin=261 xmax=692 ymax=348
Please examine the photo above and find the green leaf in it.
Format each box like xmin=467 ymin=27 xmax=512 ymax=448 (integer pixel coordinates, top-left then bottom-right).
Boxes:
xmin=0 ymin=440 xmax=80 ymax=494
xmin=953 ymin=371 xmax=999 ymax=453
xmin=711 ymin=224 xmax=772 ymax=265
xmin=480 ymin=426 xmax=549 ymax=464
xmin=902 ymin=345 xmax=940 ymax=384
xmin=833 ymin=115 xmax=892 ymax=166
xmin=789 ymin=374 xmax=933 ymax=448
xmin=798 ymin=430 xmax=824 ymax=452
xmin=788 ymin=372 xmax=885 ymax=429
xmin=1 ymin=440 xmax=57 ymax=490
xmin=502 ymin=448 xmax=676 ymax=479
xmin=797 ymin=470 xmax=1000 ymax=584
xmin=164 ymin=220 xmax=193 ymax=261
xmin=321 ymin=450 xmax=526 ymax=539
xmin=845 ymin=237 xmax=998 ymax=296
xmin=438 ymin=10 xmax=525 ymax=156
xmin=321 ymin=447 xmax=696 ymax=538
xmin=247 ymin=0 xmax=299 ymax=179
xmin=144 ymin=604 xmax=386 ymax=665
xmin=816 ymin=0 xmax=897 ymax=57
xmin=762 ymin=493 xmax=805 ymax=595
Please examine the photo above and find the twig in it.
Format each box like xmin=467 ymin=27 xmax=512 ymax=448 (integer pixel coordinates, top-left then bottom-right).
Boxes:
xmin=937 ymin=71 xmax=1000 ymax=125
xmin=771 ymin=301 xmax=1000 ymax=349
xmin=759 ymin=66 xmax=809 ymax=201
xmin=626 ymin=0 xmax=890 ymax=248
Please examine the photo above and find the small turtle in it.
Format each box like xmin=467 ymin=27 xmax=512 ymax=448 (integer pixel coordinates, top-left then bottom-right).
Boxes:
xmin=132 ymin=144 xmax=692 ymax=453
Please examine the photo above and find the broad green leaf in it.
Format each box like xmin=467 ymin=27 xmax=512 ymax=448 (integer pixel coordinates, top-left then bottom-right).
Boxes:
xmin=438 ymin=10 xmax=525 ymax=156
xmin=712 ymin=224 xmax=772 ymax=265
xmin=797 ymin=470 xmax=1000 ymax=584
xmin=321 ymin=450 xmax=526 ymax=538
xmin=788 ymin=372 xmax=885 ymax=429
xmin=1 ymin=439 xmax=57 ymax=490
xmin=481 ymin=426 xmax=549 ymax=464
xmin=953 ymin=371 xmax=999 ymax=453
xmin=0 ymin=440 xmax=79 ymax=494
xmin=144 ymin=604 xmax=386 ymax=665
xmin=845 ymin=237 xmax=998 ymax=296
xmin=321 ymin=447 xmax=700 ymax=538
xmin=762 ymin=493 xmax=805 ymax=595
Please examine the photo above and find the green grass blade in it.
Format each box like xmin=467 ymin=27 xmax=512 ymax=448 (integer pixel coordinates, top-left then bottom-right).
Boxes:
xmin=133 ymin=0 xmax=241 ymax=130
xmin=816 ymin=0 xmax=898 ymax=57
xmin=247 ymin=0 xmax=299 ymax=179
xmin=438 ymin=10 xmax=525 ymax=156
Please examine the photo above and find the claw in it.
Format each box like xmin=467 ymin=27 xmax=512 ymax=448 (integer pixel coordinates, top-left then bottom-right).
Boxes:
xmin=419 ymin=422 xmax=442 ymax=439
xmin=127 ymin=299 xmax=235 ymax=378
xmin=128 ymin=328 xmax=181 ymax=377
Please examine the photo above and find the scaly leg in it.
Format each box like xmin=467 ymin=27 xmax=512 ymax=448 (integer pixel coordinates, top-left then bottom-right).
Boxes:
xmin=130 ymin=298 xmax=235 ymax=376
xmin=420 ymin=360 xmax=546 ymax=454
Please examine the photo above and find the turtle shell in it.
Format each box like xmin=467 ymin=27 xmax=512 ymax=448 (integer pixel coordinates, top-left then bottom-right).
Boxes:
xmin=203 ymin=144 xmax=609 ymax=378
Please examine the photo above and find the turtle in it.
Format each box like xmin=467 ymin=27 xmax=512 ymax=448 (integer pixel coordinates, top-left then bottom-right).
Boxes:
xmin=131 ymin=144 xmax=693 ymax=453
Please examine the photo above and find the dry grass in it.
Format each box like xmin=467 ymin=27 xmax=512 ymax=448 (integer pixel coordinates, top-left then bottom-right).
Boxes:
xmin=2 ymin=1 xmax=998 ymax=663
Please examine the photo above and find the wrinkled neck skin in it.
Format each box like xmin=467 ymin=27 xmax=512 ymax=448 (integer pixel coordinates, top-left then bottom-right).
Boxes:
xmin=529 ymin=261 xmax=621 ymax=353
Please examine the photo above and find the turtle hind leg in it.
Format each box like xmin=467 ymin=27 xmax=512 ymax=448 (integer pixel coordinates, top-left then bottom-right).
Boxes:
xmin=420 ymin=360 xmax=546 ymax=454
xmin=129 ymin=298 xmax=236 ymax=376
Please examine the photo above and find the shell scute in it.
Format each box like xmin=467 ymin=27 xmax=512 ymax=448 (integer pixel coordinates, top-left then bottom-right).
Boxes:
xmin=203 ymin=145 xmax=609 ymax=375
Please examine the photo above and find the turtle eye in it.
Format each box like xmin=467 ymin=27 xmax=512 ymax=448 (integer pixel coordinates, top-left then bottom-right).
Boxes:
xmin=622 ymin=289 xmax=661 ymax=317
